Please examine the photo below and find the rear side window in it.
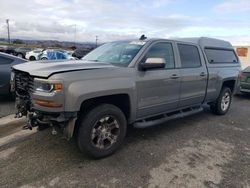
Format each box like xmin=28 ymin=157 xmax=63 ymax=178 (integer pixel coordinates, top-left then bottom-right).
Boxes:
xmin=178 ymin=44 xmax=201 ymax=68
xmin=205 ymin=48 xmax=238 ymax=63
xmin=0 ymin=56 xmax=13 ymax=64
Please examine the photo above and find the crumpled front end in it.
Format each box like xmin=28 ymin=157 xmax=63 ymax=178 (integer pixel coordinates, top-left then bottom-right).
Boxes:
xmin=11 ymin=69 xmax=77 ymax=139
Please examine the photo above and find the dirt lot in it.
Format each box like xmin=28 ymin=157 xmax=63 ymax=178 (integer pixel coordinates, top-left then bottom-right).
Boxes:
xmin=0 ymin=95 xmax=250 ymax=188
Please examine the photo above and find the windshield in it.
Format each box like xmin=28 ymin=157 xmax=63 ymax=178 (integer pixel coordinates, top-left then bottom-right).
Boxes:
xmin=82 ymin=41 xmax=145 ymax=66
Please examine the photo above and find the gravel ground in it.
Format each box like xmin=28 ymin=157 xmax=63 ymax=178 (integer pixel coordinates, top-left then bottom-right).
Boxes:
xmin=0 ymin=95 xmax=250 ymax=188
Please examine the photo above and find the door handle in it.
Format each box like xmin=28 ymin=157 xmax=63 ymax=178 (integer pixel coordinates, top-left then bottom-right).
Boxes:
xmin=200 ymin=72 xmax=206 ymax=77
xmin=170 ymin=74 xmax=179 ymax=79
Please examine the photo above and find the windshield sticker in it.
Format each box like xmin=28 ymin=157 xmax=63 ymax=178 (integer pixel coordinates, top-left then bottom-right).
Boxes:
xmin=129 ymin=41 xmax=146 ymax=45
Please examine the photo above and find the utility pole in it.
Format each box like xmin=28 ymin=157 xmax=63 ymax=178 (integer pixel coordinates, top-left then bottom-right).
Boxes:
xmin=95 ymin=35 xmax=98 ymax=48
xmin=6 ymin=19 xmax=10 ymax=44
xmin=74 ymin=24 xmax=76 ymax=46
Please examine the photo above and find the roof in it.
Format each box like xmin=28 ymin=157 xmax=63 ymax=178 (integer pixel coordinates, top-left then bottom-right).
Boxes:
xmin=172 ymin=37 xmax=233 ymax=49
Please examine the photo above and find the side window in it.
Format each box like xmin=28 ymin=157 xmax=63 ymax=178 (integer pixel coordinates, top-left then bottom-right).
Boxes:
xmin=178 ymin=44 xmax=201 ymax=68
xmin=145 ymin=42 xmax=175 ymax=69
xmin=0 ymin=56 xmax=13 ymax=65
xmin=205 ymin=48 xmax=238 ymax=63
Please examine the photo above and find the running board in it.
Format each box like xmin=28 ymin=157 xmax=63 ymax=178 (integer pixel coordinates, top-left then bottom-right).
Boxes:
xmin=134 ymin=106 xmax=203 ymax=128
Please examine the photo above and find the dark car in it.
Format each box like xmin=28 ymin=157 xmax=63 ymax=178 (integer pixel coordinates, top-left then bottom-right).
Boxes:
xmin=72 ymin=47 xmax=94 ymax=59
xmin=240 ymin=66 xmax=250 ymax=93
xmin=0 ymin=52 xmax=27 ymax=95
xmin=4 ymin=46 xmax=17 ymax=55
xmin=0 ymin=45 xmax=7 ymax=52
xmin=14 ymin=47 xmax=32 ymax=58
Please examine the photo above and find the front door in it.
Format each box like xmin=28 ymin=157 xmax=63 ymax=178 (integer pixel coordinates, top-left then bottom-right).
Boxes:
xmin=136 ymin=41 xmax=181 ymax=118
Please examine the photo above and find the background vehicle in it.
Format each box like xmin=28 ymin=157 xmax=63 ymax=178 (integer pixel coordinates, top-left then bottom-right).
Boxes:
xmin=239 ymin=66 xmax=250 ymax=93
xmin=0 ymin=52 xmax=27 ymax=95
xmin=0 ymin=45 xmax=6 ymax=52
xmin=3 ymin=46 xmax=17 ymax=55
xmin=39 ymin=49 xmax=75 ymax=60
xmin=14 ymin=47 xmax=32 ymax=58
xmin=25 ymin=48 xmax=44 ymax=61
xmin=12 ymin=37 xmax=240 ymax=158
xmin=72 ymin=47 xmax=94 ymax=59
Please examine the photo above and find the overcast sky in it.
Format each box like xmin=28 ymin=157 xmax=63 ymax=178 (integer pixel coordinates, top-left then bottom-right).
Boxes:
xmin=0 ymin=0 xmax=250 ymax=45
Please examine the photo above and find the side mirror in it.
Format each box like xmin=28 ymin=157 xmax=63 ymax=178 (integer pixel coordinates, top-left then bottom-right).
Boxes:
xmin=139 ymin=58 xmax=165 ymax=71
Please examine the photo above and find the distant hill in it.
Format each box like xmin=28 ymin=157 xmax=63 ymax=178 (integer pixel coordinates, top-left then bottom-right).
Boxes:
xmin=0 ymin=38 xmax=98 ymax=49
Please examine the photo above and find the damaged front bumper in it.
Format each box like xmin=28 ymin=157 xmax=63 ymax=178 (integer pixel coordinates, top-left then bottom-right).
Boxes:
xmin=23 ymin=110 xmax=77 ymax=139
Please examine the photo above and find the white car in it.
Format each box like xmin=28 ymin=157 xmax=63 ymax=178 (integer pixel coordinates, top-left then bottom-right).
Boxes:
xmin=25 ymin=49 xmax=44 ymax=61
xmin=39 ymin=49 xmax=76 ymax=60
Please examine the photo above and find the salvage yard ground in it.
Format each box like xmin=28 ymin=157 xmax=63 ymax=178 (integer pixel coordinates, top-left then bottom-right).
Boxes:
xmin=0 ymin=95 xmax=250 ymax=187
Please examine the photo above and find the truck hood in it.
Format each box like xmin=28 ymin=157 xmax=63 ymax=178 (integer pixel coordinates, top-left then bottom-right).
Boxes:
xmin=13 ymin=60 xmax=115 ymax=78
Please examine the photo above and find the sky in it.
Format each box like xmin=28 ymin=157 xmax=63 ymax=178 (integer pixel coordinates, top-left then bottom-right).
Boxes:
xmin=0 ymin=0 xmax=250 ymax=45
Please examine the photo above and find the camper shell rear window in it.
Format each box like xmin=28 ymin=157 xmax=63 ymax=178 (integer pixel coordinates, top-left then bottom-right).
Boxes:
xmin=204 ymin=48 xmax=238 ymax=64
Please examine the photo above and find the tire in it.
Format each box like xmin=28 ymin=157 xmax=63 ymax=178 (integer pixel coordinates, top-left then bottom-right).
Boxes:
xmin=17 ymin=53 xmax=23 ymax=58
xmin=41 ymin=57 xmax=48 ymax=60
xmin=77 ymin=104 xmax=127 ymax=158
xmin=210 ymin=87 xmax=232 ymax=115
xmin=29 ymin=56 xmax=36 ymax=61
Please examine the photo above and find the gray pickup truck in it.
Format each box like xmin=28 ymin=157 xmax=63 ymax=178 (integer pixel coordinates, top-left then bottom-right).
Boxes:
xmin=12 ymin=37 xmax=241 ymax=158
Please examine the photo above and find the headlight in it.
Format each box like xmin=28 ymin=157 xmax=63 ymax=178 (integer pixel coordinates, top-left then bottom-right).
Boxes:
xmin=34 ymin=81 xmax=63 ymax=93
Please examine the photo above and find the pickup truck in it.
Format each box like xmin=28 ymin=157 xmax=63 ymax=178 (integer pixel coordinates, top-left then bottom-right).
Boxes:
xmin=12 ymin=37 xmax=241 ymax=158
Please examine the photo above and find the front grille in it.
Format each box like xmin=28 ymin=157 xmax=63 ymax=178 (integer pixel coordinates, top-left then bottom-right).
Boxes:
xmin=15 ymin=70 xmax=34 ymax=96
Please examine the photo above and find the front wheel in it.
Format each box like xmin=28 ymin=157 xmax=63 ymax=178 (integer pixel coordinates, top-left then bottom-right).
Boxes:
xmin=77 ymin=104 xmax=127 ymax=158
xmin=210 ymin=87 xmax=232 ymax=115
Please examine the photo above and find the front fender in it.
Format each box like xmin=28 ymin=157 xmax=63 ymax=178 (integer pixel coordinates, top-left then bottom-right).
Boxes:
xmin=64 ymin=77 xmax=137 ymax=121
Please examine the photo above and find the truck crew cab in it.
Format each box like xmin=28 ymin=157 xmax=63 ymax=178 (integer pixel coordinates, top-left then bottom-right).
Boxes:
xmin=12 ymin=37 xmax=241 ymax=158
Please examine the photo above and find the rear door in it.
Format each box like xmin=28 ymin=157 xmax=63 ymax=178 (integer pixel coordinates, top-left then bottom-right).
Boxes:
xmin=136 ymin=41 xmax=181 ymax=118
xmin=176 ymin=43 xmax=207 ymax=107
xmin=0 ymin=55 xmax=15 ymax=94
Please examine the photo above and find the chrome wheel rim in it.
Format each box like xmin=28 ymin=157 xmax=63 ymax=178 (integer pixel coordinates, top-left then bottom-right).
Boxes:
xmin=221 ymin=92 xmax=230 ymax=111
xmin=91 ymin=116 xmax=120 ymax=149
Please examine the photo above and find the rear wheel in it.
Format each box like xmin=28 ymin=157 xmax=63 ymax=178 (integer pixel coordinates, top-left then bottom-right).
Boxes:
xmin=29 ymin=56 xmax=36 ymax=61
xmin=17 ymin=53 xmax=23 ymax=58
xmin=77 ymin=104 xmax=127 ymax=158
xmin=210 ymin=87 xmax=232 ymax=115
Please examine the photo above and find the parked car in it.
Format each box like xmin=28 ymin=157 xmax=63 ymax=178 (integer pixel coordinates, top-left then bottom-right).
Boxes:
xmin=14 ymin=47 xmax=33 ymax=58
xmin=0 ymin=52 xmax=27 ymax=95
xmin=4 ymin=46 xmax=17 ymax=55
xmin=25 ymin=48 xmax=44 ymax=61
xmin=12 ymin=37 xmax=240 ymax=158
xmin=0 ymin=45 xmax=7 ymax=53
xmin=72 ymin=47 xmax=94 ymax=59
xmin=239 ymin=66 xmax=250 ymax=93
xmin=39 ymin=50 xmax=75 ymax=60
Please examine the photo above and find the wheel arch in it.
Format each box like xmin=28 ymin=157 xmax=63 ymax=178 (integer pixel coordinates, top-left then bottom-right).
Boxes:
xmin=72 ymin=94 xmax=132 ymax=138
xmin=78 ymin=94 xmax=132 ymax=121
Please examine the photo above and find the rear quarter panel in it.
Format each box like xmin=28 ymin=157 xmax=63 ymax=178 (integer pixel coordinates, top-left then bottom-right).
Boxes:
xmin=205 ymin=63 xmax=241 ymax=102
